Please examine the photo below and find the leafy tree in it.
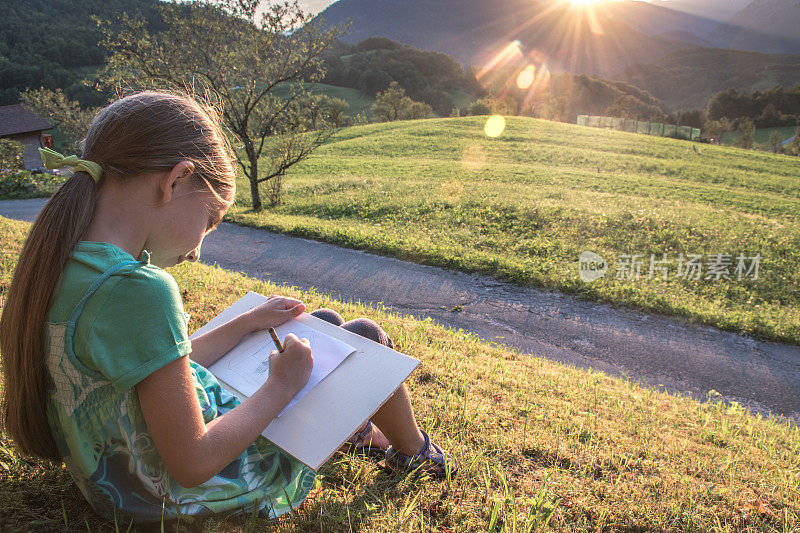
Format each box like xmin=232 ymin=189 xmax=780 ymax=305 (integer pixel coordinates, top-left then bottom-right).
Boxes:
xmin=371 ymin=82 xmax=433 ymax=122
xmin=324 ymin=98 xmax=351 ymax=128
xmin=0 ymin=139 xmax=25 ymax=174
xmin=769 ymin=131 xmax=785 ymax=152
xmin=702 ymin=117 xmax=732 ymax=142
xmin=97 ymin=0 xmax=346 ymax=210
xmin=468 ymin=98 xmax=493 ymax=115
xmin=734 ymin=118 xmax=756 ymax=149
xmin=788 ymin=128 xmax=800 ymax=156
xmin=707 ymin=84 xmax=800 ymax=128
xmin=20 ymin=88 xmax=96 ymax=152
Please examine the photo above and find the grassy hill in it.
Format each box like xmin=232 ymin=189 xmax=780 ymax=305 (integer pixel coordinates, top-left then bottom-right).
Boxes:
xmin=272 ymin=82 xmax=376 ymax=119
xmin=228 ymin=116 xmax=800 ymax=345
xmin=1 ymin=215 xmax=798 ymax=531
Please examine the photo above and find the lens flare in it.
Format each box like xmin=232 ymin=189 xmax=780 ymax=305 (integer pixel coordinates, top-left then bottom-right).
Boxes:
xmin=484 ymin=115 xmax=506 ymax=138
xmin=516 ymin=66 xmax=536 ymax=90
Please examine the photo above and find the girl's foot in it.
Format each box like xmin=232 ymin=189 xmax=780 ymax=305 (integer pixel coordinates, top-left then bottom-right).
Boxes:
xmin=378 ymin=429 xmax=459 ymax=478
xmin=337 ymin=420 xmax=391 ymax=456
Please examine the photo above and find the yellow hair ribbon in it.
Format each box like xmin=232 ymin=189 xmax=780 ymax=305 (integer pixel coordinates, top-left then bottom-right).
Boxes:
xmin=39 ymin=147 xmax=102 ymax=183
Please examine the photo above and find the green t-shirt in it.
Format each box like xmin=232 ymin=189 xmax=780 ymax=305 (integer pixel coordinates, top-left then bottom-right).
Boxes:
xmin=43 ymin=241 xmax=316 ymax=522
xmin=47 ymin=241 xmax=192 ymax=389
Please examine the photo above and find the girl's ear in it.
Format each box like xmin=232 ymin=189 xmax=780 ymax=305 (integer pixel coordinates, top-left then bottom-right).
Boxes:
xmin=158 ymin=160 xmax=196 ymax=204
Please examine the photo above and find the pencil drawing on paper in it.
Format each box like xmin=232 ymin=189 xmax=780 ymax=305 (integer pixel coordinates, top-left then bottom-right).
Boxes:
xmin=210 ymin=321 xmax=358 ymax=409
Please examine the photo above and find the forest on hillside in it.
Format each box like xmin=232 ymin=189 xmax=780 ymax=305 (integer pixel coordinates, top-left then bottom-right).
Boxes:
xmin=0 ymin=0 xmax=163 ymax=106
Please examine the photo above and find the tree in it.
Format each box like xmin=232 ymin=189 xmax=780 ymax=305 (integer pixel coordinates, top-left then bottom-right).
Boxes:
xmin=20 ymin=88 xmax=97 ymax=152
xmin=702 ymin=117 xmax=732 ymax=142
xmin=370 ymin=82 xmax=433 ymax=122
xmin=734 ymin=118 xmax=756 ymax=149
xmin=97 ymin=0 xmax=346 ymax=210
xmin=324 ymin=98 xmax=351 ymax=128
xmin=0 ymin=139 xmax=25 ymax=175
xmin=769 ymin=131 xmax=785 ymax=153
xmin=468 ymin=98 xmax=493 ymax=116
xmin=788 ymin=128 xmax=800 ymax=156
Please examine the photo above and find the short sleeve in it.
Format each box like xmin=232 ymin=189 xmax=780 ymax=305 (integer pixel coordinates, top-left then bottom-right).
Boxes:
xmin=85 ymin=266 xmax=192 ymax=391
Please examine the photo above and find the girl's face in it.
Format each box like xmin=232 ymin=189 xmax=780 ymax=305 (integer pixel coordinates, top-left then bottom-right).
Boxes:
xmin=169 ymin=190 xmax=226 ymax=268
xmin=150 ymin=182 xmax=227 ymax=269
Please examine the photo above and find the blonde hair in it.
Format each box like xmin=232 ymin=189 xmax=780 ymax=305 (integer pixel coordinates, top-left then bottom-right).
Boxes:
xmin=0 ymin=90 xmax=236 ymax=460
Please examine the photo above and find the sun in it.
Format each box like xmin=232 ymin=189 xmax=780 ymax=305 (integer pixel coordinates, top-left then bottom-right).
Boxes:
xmin=570 ymin=0 xmax=601 ymax=6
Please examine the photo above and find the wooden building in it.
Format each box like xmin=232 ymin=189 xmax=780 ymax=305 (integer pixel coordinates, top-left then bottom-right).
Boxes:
xmin=0 ymin=104 xmax=53 ymax=170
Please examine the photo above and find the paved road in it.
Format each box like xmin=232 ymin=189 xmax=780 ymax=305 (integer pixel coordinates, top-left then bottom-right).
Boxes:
xmin=3 ymin=198 xmax=799 ymax=423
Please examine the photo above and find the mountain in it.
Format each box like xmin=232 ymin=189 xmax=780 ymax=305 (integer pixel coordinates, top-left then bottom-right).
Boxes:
xmin=599 ymin=0 xmax=720 ymax=39
xmin=708 ymin=0 xmax=800 ymax=54
xmin=619 ymin=47 xmax=800 ymax=110
xmin=655 ymin=31 xmax=712 ymax=47
xmin=316 ymin=0 xmax=697 ymax=75
xmin=647 ymin=0 xmax=752 ymax=21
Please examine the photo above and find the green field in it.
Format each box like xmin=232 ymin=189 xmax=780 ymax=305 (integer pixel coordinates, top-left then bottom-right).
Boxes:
xmin=1 ymin=215 xmax=798 ymax=531
xmin=271 ymin=82 xmax=376 ymax=119
xmin=722 ymin=126 xmax=798 ymax=147
xmin=228 ymin=116 xmax=800 ymax=345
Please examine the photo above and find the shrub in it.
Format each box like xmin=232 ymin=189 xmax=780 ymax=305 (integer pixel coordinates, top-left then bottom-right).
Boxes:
xmin=0 ymin=139 xmax=25 ymax=174
xmin=468 ymin=98 xmax=493 ymax=116
xmin=371 ymin=82 xmax=434 ymax=122
xmin=0 ymin=170 xmax=65 ymax=199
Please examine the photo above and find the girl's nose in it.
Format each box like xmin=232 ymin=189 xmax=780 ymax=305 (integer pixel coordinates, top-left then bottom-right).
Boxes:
xmin=186 ymin=244 xmax=201 ymax=262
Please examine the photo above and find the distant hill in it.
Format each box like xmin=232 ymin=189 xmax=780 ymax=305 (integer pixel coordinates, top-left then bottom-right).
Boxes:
xmin=0 ymin=0 xmax=163 ymax=106
xmin=708 ymin=0 xmax=800 ymax=54
xmin=648 ymin=0 xmax=752 ymax=21
xmin=315 ymin=0 xmax=696 ymax=75
xmin=598 ymin=1 xmax=720 ymax=40
xmin=655 ymin=31 xmax=712 ymax=47
xmin=619 ymin=47 xmax=800 ymax=111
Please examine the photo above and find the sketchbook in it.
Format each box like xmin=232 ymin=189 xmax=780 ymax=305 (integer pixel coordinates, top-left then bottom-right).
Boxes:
xmin=188 ymin=291 xmax=421 ymax=471
xmin=208 ymin=317 xmax=358 ymax=417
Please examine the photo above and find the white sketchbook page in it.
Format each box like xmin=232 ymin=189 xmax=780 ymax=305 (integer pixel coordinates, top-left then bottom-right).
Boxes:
xmin=208 ymin=321 xmax=357 ymax=417
xmin=189 ymin=291 xmax=420 ymax=471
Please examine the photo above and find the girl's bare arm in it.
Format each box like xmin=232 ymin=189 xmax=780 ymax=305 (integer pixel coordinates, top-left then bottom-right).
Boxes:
xmin=187 ymin=313 xmax=257 ymax=367
xmin=137 ymin=336 xmax=312 ymax=488
xmin=186 ymin=296 xmax=306 ymax=368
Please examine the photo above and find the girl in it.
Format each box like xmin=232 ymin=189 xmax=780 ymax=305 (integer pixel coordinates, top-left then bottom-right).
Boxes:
xmin=0 ymin=91 xmax=458 ymax=523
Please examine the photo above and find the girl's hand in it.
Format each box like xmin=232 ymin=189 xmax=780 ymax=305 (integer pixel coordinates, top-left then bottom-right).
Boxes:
xmin=243 ymin=295 xmax=306 ymax=331
xmin=265 ymin=333 xmax=313 ymax=397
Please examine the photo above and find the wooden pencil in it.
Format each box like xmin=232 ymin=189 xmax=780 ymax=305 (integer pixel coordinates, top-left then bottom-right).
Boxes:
xmin=268 ymin=327 xmax=285 ymax=353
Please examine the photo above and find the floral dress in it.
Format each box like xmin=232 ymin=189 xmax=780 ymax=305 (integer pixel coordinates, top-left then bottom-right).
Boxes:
xmin=43 ymin=241 xmax=316 ymax=523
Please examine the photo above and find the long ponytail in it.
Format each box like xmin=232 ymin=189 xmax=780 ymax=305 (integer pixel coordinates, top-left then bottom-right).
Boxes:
xmin=0 ymin=90 xmax=236 ymax=460
xmin=0 ymin=171 xmax=96 ymax=459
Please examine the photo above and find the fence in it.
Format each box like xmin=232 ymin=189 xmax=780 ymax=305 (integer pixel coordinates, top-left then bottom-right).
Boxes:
xmin=577 ymin=115 xmax=700 ymax=141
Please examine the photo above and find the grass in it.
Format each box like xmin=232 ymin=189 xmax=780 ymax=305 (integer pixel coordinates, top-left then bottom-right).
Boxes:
xmin=271 ymin=82 xmax=376 ymax=120
xmin=1 ymin=216 xmax=800 ymax=531
xmin=227 ymin=116 xmax=800 ymax=345
xmin=722 ymin=126 xmax=798 ymax=147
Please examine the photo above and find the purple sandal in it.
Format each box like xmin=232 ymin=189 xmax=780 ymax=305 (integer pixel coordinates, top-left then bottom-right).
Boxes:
xmin=337 ymin=420 xmax=387 ymax=457
xmin=378 ymin=429 xmax=459 ymax=478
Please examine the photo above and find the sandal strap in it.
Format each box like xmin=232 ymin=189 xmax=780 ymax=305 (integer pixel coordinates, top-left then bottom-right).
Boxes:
xmin=386 ymin=429 xmax=448 ymax=469
xmin=350 ymin=420 xmax=373 ymax=446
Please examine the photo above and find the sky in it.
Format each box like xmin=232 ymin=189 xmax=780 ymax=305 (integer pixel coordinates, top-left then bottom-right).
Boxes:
xmin=299 ymin=0 xmax=336 ymax=14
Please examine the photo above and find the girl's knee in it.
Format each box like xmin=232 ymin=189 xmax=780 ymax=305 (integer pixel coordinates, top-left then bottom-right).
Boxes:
xmin=342 ymin=318 xmax=394 ymax=349
xmin=310 ymin=307 xmax=345 ymax=326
